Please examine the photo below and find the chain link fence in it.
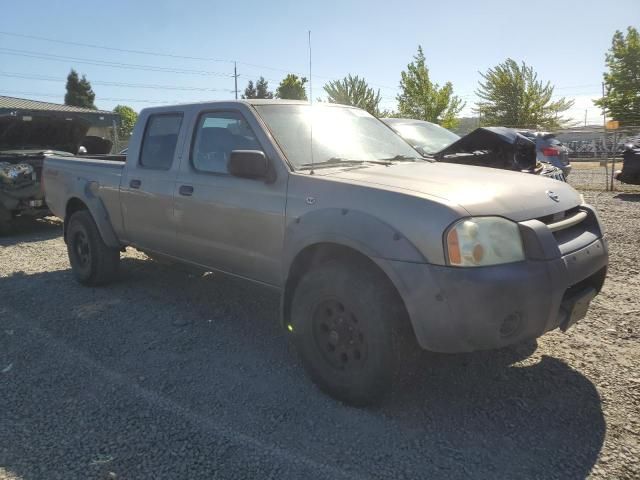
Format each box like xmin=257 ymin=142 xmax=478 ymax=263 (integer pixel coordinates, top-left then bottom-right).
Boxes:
xmin=554 ymin=125 xmax=640 ymax=193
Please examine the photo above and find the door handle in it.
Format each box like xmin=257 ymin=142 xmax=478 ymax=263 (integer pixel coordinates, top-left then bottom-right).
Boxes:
xmin=129 ymin=179 xmax=142 ymax=189
xmin=179 ymin=185 xmax=194 ymax=196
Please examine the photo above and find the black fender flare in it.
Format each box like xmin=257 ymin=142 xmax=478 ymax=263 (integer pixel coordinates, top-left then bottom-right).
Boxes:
xmin=280 ymin=208 xmax=427 ymax=327
xmin=64 ymin=178 xmax=120 ymax=249
xmin=283 ymin=208 xmax=426 ymax=273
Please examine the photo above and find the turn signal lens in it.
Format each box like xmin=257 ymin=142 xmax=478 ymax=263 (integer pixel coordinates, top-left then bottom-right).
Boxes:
xmin=447 ymin=228 xmax=461 ymax=265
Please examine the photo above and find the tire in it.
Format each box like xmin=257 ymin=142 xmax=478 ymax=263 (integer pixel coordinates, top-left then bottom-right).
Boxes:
xmin=290 ymin=260 xmax=400 ymax=406
xmin=66 ymin=210 xmax=120 ymax=286
xmin=0 ymin=205 xmax=12 ymax=236
xmin=0 ymin=220 xmax=12 ymax=236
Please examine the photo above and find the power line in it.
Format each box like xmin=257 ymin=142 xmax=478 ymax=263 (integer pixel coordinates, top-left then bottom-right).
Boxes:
xmin=0 ymin=91 xmax=181 ymax=105
xmin=0 ymin=71 xmax=234 ymax=93
xmin=0 ymin=48 xmax=234 ymax=77
xmin=0 ymin=30 xmax=232 ymax=63
xmin=0 ymin=30 xmax=399 ymax=91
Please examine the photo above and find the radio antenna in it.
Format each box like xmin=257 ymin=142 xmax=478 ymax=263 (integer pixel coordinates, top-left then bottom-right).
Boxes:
xmin=308 ymin=30 xmax=314 ymax=174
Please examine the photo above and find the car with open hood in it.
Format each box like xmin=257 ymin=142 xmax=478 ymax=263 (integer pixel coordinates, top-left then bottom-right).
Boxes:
xmin=382 ymin=118 xmax=566 ymax=181
xmin=0 ymin=112 xmax=92 ymax=232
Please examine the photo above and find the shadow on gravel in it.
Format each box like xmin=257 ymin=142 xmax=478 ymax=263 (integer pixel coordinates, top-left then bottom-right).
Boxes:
xmin=0 ymin=256 xmax=605 ymax=479
xmin=614 ymin=192 xmax=640 ymax=202
xmin=0 ymin=216 xmax=61 ymax=246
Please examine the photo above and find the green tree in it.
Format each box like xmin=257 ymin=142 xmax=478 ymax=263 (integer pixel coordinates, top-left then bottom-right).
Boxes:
xmin=242 ymin=76 xmax=273 ymax=99
xmin=475 ymin=59 xmax=573 ymax=129
xmin=64 ymin=69 xmax=96 ymax=109
xmin=256 ymin=77 xmax=274 ymax=99
xmin=594 ymin=26 xmax=640 ymax=126
xmin=276 ymin=74 xmax=308 ymax=100
xmin=323 ymin=74 xmax=382 ymax=116
xmin=113 ymin=105 xmax=138 ymax=138
xmin=396 ymin=46 xmax=464 ymax=128
xmin=242 ymin=80 xmax=257 ymax=99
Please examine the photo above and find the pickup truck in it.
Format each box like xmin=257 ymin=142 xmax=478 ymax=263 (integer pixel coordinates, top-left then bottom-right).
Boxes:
xmin=44 ymin=100 xmax=608 ymax=405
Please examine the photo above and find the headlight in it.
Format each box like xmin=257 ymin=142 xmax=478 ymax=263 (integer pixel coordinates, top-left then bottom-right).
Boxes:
xmin=445 ymin=217 xmax=525 ymax=267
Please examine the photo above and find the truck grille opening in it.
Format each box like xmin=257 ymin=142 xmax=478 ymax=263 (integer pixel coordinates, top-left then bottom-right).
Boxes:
xmin=536 ymin=206 xmax=581 ymax=227
xmin=534 ymin=207 xmax=600 ymax=255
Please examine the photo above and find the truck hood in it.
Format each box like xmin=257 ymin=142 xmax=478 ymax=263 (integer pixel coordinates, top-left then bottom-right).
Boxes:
xmin=0 ymin=114 xmax=90 ymax=154
xmin=326 ymin=161 xmax=581 ymax=222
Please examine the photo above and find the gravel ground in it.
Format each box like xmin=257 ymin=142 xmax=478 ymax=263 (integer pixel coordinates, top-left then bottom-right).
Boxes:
xmin=1 ymin=177 xmax=639 ymax=479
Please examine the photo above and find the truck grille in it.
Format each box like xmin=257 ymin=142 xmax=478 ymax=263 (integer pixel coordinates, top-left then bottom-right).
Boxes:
xmin=535 ymin=206 xmax=598 ymax=255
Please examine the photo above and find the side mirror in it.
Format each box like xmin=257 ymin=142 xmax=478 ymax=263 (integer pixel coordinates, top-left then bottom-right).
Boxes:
xmin=228 ymin=150 xmax=272 ymax=181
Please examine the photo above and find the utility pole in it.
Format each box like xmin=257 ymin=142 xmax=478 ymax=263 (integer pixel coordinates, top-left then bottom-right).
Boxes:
xmin=584 ymin=109 xmax=587 ymax=127
xmin=234 ymin=61 xmax=238 ymax=99
xmin=602 ymin=81 xmax=608 ymax=190
xmin=308 ymin=30 xmax=312 ymax=104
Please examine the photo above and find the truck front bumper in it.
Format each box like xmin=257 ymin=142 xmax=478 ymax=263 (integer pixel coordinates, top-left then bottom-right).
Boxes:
xmin=378 ymin=237 xmax=608 ymax=353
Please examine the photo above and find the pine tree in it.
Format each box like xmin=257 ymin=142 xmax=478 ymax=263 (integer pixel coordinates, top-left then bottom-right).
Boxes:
xmin=242 ymin=77 xmax=273 ymax=99
xmin=242 ymin=80 xmax=257 ymax=99
xmin=64 ymin=69 xmax=96 ymax=109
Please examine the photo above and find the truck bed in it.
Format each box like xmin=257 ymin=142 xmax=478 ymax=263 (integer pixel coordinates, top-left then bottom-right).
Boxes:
xmin=44 ymin=154 xmax=126 ymax=237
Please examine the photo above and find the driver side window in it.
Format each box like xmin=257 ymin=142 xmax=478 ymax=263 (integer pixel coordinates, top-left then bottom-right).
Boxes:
xmin=191 ymin=111 xmax=261 ymax=174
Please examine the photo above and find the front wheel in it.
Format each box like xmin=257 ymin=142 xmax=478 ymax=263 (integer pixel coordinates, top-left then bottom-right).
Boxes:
xmin=66 ymin=210 xmax=120 ymax=286
xmin=290 ymin=260 xmax=400 ymax=405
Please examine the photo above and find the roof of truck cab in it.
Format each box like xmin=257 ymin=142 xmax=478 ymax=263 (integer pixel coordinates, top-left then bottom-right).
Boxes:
xmin=138 ymin=99 xmax=356 ymax=114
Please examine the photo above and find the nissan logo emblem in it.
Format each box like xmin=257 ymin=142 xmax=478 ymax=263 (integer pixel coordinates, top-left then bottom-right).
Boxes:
xmin=546 ymin=190 xmax=560 ymax=202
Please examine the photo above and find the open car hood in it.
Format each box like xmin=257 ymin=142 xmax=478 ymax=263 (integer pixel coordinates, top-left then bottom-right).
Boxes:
xmin=0 ymin=113 xmax=90 ymax=154
xmin=435 ymin=127 xmax=537 ymax=172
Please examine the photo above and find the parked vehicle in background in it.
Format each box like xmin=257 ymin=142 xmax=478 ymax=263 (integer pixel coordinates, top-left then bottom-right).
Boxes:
xmin=383 ymin=119 xmax=566 ymax=181
xmin=0 ymin=112 xmax=91 ymax=233
xmin=44 ymin=100 xmax=607 ymax=405
xmin=518 ymin=130 xmax=572 ymax=177
xmin=615 ymin=142 xmax=640 ymax=185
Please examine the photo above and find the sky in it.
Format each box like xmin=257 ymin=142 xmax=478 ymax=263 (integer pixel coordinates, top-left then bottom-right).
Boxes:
xmin=2 ymin=0 xmax=639 ymax=125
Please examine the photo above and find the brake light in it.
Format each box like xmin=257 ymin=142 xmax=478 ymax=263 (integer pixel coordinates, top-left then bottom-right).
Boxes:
xmin=542 ymin=147 xmax=560 ymax=156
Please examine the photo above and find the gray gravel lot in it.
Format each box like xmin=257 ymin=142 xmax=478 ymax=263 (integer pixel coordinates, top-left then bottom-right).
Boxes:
xmin=1 ymin=176 xmax=639 ymax=479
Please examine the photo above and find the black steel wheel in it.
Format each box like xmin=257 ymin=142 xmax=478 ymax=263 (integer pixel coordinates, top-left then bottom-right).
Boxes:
xmin=290 ymin=259 xmax=398 ymax=405
xmin=312 ymin=298 xmax=368 ymax=371
xmin=66 ymin=210 xmax=120 ymax=286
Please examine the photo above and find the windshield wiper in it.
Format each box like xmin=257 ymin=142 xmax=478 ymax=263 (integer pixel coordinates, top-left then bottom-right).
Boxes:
xmin=377 ymin=154 xmax=422 ymax=162
xmin=297 ymin=157 xmax=391 ymax=170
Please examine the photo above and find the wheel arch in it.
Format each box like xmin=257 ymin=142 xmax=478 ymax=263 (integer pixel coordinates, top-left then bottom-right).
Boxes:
xmin=281 ymin=241 xmax=414 ymax=339
xmin=280 ymin=208 xmax=426 ymax=334
xmin=64 ymin=195 xmax=119 ymax=248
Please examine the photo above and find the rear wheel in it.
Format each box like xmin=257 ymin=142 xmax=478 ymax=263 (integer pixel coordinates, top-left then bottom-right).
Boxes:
xmin=66 ymin=210 xmax=120 ymax=286
xmin=0 ymin=205 xmax=12 ymax=236
xmin=290 ymin=260 xmax=400 ymax=405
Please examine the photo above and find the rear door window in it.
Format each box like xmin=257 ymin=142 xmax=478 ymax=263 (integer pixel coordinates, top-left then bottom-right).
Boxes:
xmin=139 ymin=113 xmax=183 ymax=170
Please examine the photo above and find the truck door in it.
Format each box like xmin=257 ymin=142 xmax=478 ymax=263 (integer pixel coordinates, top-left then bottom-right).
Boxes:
xmin=173 ymin=109 xmax=287 ymax=286
xmin=120 ymin=112 xmax=184 ymax=254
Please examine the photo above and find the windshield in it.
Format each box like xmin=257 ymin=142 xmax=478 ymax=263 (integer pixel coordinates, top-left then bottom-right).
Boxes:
xmin=389 ymin=121 xmax=460 ymax=155
xmin=254 ymin=104 xmax=421 ymax=169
